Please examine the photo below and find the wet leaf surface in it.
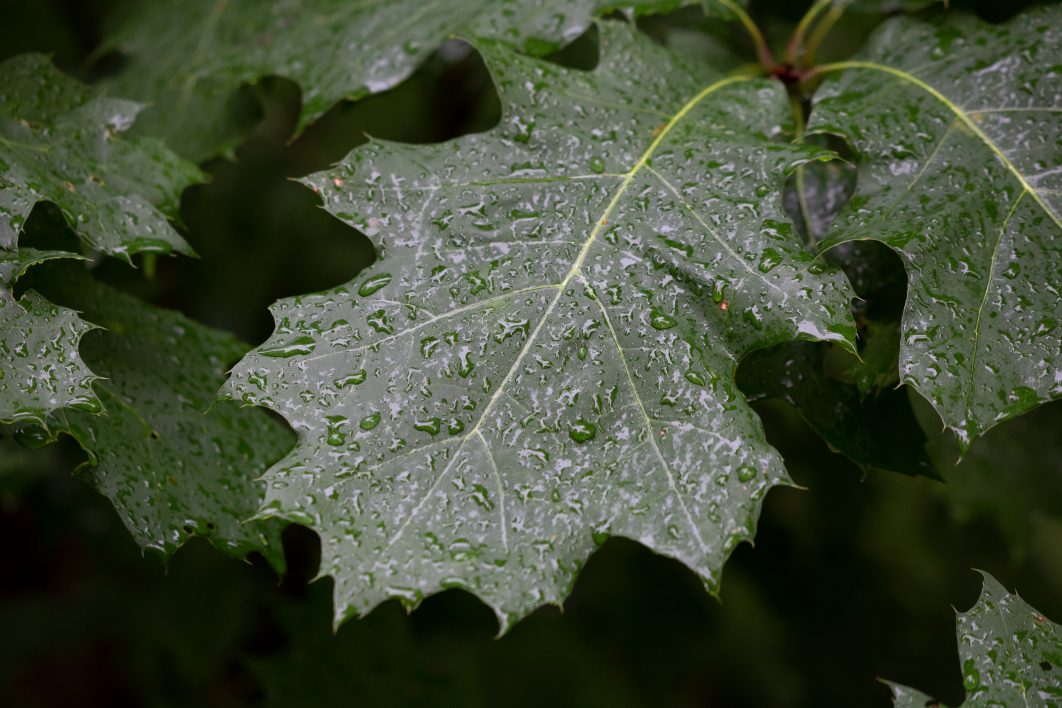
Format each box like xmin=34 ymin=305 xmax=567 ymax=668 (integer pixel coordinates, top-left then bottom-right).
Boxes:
xmin=809 ymin=6 xmax=1062 ymax=450
xmin=23 ymin=263 xmax=292 ymax=567
xmin=225 ymin=21 xmax=857 ymax=627
xmin=887 ymin=572 xmax=1062 ymax=706
xmin=100 ymin=0 xmax=691 ymax=160
xmin=0 ymin=54 xmax=201 ymax=259
xmin=0 ymin=248 xmax=99 ymax=426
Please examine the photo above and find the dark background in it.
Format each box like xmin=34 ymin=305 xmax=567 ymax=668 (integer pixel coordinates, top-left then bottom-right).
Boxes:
xmin=1 ymin=1 xmax=1059 ymax=706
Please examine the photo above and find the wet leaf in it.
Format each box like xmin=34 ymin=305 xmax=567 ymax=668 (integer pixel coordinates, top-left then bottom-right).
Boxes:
xmin=224 ymin=21 xmax=856 ymax=628
xmin=808 ymin=7 xmax=1062 ymax=451
xmin=28 ymin=264 xmax=292 ymax=567
xmin=99 ymin=0 xmax=692 ymax=160
xmin=887 ymin=572 xmax=1062 ymax=706
xmin=0 ymin=248 xmax=99 ymax=426
xmin=739 ymin=341 xmax=936 ymax=478
xmin=0 ymin=54 xmax=201 ymax=260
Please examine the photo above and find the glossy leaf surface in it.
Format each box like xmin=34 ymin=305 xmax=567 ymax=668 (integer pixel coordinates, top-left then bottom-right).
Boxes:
xmin=0 ymin=54 xmax=200 ymax=259
xmin=888 ymin=572 xmax=1062 ymax=706
xmin=808 ymin=7 xmax=1062 ymax=450
xmin=0 ymin=249 xmax=99 ymax=426
xmin=34 ymin=265 xmax=292 ymax=566
xmin=224 ymin=22 xmax=856 ymax=627
xmin=100 ymin=0 xmax=687 ymax=160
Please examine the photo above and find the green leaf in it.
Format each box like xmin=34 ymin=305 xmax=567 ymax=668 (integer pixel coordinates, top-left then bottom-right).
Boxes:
xmin=887 ymin=572 xmax=1062 ymax=706
xmin=784 ymin=139 xmax=855 ymax=250
xmin=223 ymin=21 xmax=856 ymax=628
xmin=0 ymin=248 xmax=100 ymax=426
xmin=884 ymin=680 xmax=935 ymax=708
xmin=99 ymin=0 xmax=691 ymax=160
xmin=739 ymin=341 xmax=936 ymax=478
xmin=0 ymin=54 xmax=201 ymax=260
xmin=808 ymin=7 xmax=1062 ymax=451
xmin=28 ymin=263 xmax=293 ymax=567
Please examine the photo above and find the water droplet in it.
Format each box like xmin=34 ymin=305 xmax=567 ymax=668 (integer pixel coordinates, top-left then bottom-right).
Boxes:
xmin=737 ymin=466 xmax=756 ymax=483
xmin=367 ymin=309 xmax=393 ymax=334
xmin=413 ymin=417 xmax=441 ymax=435
xmin=494 ymin=316 xmax=530 ymax=343
xmin=758 ymin=249 xmax=782 ymax=273
xmin=589 ymin=156 xmax=605 ymax=174
xmin=420 ymin=336 xmax=440 ymax=358
xmin=649 ymin=309 xmax=678 ymax=330
xmin=334 ymin=369 xmax=367 ymax=388
xmin=449 ymin=538 xmax=473 ymax=561
xmin=470 ymin=483 xmax=494 ymax=511
xmin=358 ymin=273 xmax=392 ymax=296
xmin=359 ymin=412 xmax=381 ymax=430
xmin=261 ymin=335 xmax=315 ymax=357
xmin=458 ymin=350 xmax=475 ymax=378
xmin=326 ymin=416 xmax=348 ymax=446
xmin=685 ymin=370 xmax=706 ymax=386
xmin=568 ymin=418 xmax=596 ymax=443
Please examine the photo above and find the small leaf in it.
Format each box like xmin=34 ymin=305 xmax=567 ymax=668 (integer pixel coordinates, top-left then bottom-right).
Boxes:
xmin=0 ymin=54 xmax=202 ymax=259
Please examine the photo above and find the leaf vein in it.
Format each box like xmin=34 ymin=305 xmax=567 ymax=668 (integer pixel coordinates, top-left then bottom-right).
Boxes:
xmin=816 ymin=61 xmax=1062 ymax=230
xmin=578 ymin=272 xmax=708 ymax=555
xmin=382 ymin=75 xmax=749 ymax=551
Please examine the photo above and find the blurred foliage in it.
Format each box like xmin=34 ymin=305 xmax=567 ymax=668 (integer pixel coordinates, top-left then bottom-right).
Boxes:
xmin=1 ymin=0 xmax=1058 ymax=706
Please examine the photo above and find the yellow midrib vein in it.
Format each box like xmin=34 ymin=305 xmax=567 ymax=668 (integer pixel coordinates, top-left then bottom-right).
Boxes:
xmin=384 ymin=75 xmax=749 ymax=551
xmin=815 ymin=60 xmax=1062 ymax=231
xmin=966 ymin=190 xmax=1025 ymax=421
xmin=816 ymin=60 xmax=1061 ymax=426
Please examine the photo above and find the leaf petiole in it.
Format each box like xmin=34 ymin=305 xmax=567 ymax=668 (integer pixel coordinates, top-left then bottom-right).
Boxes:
xmin=801 ymin=0 xmax=853 ymax=67
xmin=785 ymin=0 xmax=833 ymax=66
xmin=716 ymin=0 xmax=777 ymax=70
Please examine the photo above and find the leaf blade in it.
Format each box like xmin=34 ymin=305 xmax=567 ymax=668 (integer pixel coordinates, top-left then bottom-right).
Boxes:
xmin=808 ymin=7 xmax=1062 ymax=450
xmin=0 ymin=54 xmax=201 ymax=259
xmin=34 ymin=264 xmax=294 ymax=568
xmin=225 ymin=22 xmax=857 ymax=627
xmin=0 ymin=249 xmax=100 ymax=426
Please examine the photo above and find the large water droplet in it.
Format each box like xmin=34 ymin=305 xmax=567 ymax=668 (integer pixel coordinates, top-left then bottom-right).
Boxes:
xmin=261 ymin=335 xmax=315 ymax=357
xmin=649 ymin=309 xmax=678 ymax=330
xmin=568 ymin=418 xmax=596 ymax=443
xmin=334 ymin=369 xmax=367 ymax=388
xmin=358 ymin=272 xmax=392 ymax=296
xmin=413 ymin=417 xmax=441 ymax=435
